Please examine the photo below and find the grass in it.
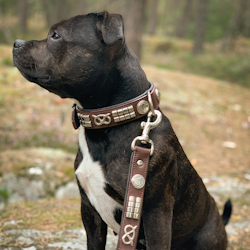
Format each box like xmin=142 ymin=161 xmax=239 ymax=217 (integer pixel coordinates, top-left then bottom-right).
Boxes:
xmin=0 ymin=198 xmax=82 ymax=232
xmin=0 ymin=188 xmax=10 ymax=204
xmin=0 ymin=128 xmax=78 ymax=154
xmin=2 ymin=56 xmax=14 ymax=66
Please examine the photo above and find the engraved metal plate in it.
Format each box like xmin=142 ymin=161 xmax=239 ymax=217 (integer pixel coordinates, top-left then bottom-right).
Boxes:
xmin=77 ymin=114 xmax=92 ymax=128
xmin=129 ymin=196 xmax=135 ymax=201
xmin=126 ymin=195 xmax=142 ymax=220
xmin=131 ymin=174 xmax=145 ymax=189
xmin=126 ymin=196 xmax=136 ymax=218
xmin=133 ymin=214 xmax=139 ymax=219
xmin=137 ymin=100 xmax=149 ymax=115
xmin=126 ymin=212 xmax=132 ymax=218
xmin=112 ymin=105 xmax=135 ymax=123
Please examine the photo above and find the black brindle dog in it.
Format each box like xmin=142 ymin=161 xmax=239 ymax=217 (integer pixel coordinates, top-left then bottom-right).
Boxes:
xmin=13 ymin=11 xmax=232 ymax=250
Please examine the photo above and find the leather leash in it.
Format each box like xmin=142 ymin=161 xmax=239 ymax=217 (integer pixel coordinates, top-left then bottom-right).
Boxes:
xmin=117 ymin=110 xmax=162 ymax=249
xmin=117 ymin=145 xmax=151 ymax=249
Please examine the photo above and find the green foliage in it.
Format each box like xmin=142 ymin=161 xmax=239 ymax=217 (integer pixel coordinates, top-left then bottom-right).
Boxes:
xmin=143 ymin=36 xmax=250 ymax=88
xmin=0 ymin=96 xmax=5 ymax=106
xmin=2 ymin=56 xmax=13 ymax=66
xmin=0 ymin=0 xmax=18 ymax=14
xmin=206 ymin=0 xmax=235 ymax=41
xmin=156 ymin=52 xmax=250 ymax=88
xmin=177 ymin=0 xmax=235 ymax=42
xmin=0 ymin=188 xmax=10 ymax=204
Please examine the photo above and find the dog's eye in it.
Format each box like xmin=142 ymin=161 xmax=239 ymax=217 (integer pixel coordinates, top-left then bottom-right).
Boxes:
xmin=51 ymin=32 xmax=61 ymax=40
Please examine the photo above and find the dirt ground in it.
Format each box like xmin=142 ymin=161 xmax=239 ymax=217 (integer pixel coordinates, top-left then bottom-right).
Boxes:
xmin=0 ymin=45 xmax=250 ymax=249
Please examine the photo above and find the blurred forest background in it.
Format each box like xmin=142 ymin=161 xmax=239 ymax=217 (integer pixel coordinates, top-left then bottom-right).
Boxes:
xmin=0 ymin=0 xmax=250 ymax=249
xmin=0 ymin=0 xmax=250 ymax=87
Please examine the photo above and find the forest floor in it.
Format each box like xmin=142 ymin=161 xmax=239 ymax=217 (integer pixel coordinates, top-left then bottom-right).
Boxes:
xmin=0 ymin=45 xmax=250 ymax=249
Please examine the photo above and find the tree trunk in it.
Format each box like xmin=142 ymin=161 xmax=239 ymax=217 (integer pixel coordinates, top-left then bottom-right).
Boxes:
xmin=221 ymin=0 xmax=249 ymax=51
xmin=18 ymin=0 xmax=28 ymax=34
xmin=55 ymin=0 xmax=68 ymax=23
xmin=40 ymin=0 xmax=69 ymax=28
xmin=243 ymin=1 xmax=250 ymax=37
xmin=174 ymin=0 xmax=193 ymax=38
xmin=192 ymin=0 xmax=210 ymax=55
xmin=40 ymin=0 xmax=54 ymax=28
xmin=148 ymin=0 xmax=158 ymax=35
xmin=0 ymin=6 xmax=12 ymax=43
xmin=163 ymin=0 xmax=181 ymax=35
xmin=125 ymin=0 xmax=147 ymax=61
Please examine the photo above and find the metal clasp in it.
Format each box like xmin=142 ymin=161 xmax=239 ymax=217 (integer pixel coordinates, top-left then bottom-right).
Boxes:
xmin=131 ymin=110 xmax=162 ymax=156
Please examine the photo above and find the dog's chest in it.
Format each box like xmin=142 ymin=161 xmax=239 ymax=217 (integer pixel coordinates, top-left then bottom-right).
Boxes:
xmin=75 ymin=127 xmax=122 ymax=233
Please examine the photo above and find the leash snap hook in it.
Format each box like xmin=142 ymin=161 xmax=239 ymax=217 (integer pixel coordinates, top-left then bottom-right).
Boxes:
xmin=131 ymin=110 xmax=162 ymax=156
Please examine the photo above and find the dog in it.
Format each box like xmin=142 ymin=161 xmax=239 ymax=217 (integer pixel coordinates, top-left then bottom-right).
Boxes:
xmin=13 ymin=11 xmax=232 ymax=250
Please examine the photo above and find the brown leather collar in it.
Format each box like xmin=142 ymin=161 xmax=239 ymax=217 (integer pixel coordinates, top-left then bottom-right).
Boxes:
xmin=72 ymin=82 xmax=160 ymax=129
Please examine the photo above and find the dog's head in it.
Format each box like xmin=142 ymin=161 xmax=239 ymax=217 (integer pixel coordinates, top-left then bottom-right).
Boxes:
xmin=13 ymin=12 xmax=124 ymax=102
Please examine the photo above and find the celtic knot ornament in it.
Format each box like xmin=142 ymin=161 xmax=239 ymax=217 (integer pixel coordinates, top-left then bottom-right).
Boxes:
xmin=131 ymin=174 xmax=145 ymax=189
xmin=92 ymin=113 xmax=111 ymax=126
xmin=122 ymin=225 xmax=137 ymax=246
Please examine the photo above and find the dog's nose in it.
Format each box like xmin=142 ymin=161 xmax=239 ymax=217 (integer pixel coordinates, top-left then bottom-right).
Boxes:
xmin=13 ymin=39 xmax=26 ymax=49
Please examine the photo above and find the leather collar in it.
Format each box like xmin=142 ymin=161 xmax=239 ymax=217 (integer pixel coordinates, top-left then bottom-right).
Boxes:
xmin=72 ymin=82 xmax=160 ymax=129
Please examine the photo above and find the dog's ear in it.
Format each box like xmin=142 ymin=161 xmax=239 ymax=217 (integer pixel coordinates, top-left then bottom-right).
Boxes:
xmin=98 ymin=11 xmax=124 ymax=46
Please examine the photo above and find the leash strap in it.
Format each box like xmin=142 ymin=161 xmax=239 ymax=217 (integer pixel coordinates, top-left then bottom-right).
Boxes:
xmin=117 ymin=110 xmax=162 ymax=250
xmin=117 ymin=146 xmax=151 ymax=250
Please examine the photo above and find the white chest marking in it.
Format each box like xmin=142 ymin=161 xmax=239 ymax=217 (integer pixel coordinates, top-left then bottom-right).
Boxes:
xmin=75 ymin=126 xmax=122 ymax=233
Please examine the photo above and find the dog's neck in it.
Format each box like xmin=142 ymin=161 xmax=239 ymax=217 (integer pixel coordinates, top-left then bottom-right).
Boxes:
xmin=75 ymin=46 xmax=150 ymax=110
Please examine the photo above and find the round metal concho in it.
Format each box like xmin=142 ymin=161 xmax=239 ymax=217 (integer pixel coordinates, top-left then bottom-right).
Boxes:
xmin=137 ymin=160 xmax=143 ymax=167
xmin=137 ymin=100 xmax=149 ymax=115
xmin=156 ymin=88 xmax=161 ymax=101
xmin=131 ymin=174 xmax=145 ymax=189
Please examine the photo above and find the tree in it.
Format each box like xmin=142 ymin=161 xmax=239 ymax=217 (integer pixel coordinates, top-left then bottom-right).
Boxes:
xmin=148 ymin=0 xmax=159 ymax=35
xmin=192 ymin=0 xmax=210 ymax=55
xmin=125 ymin=0 xmax=147 ymax=61
xmin=163 ymin=0 xmax=181 ymax=35
xmin=40 ymin=0 xmax=70 ymax=28
xmin=0 ymin=5 xmax=12 ymax=43
xmin=221 ymin=0 xmax=250 ymax=51
xmin=40 ymin=0 xmax=54 ymax=28
xmin=174 ymin=0 xmax=193 ymax=38
xmin=18 ymin=0 xmax=28 ymax=34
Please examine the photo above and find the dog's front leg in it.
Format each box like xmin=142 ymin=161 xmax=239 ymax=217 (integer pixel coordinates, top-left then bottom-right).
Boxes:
xmin=142 ymin=197 xmax=174 ymax=250
xmin=79 ymin=188 xmax=107 ymax=250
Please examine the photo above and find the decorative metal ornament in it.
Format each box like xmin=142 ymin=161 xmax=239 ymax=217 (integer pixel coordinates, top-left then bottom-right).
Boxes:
xmin=77 ymin=114 xmax=92 ymax=127
xmin=126 ymin=196 xmax=142 ymax=220
xmin=122 ymin=224 xmax=138 ymax=246
xmin=93 ymin=113 xmax=111 ymax=126
xmin=112 ymin=105 xmax=136 ymax=123
xmin=131 ymin=174 xmax=145 ymax=189
xmin=156 ymin=88 xmax=161 ymax=101
xmin=137 ymin=160 xmax=143 ymax=167
xmin=137 ymin=100 xmax=149 ymax=115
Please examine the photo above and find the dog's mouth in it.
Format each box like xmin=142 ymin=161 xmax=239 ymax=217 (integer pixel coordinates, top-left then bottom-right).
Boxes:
xmin=13 ymin=54 xmax=51 ymax=84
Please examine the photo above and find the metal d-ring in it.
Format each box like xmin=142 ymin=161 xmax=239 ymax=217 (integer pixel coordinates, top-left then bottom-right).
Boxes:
xmin=131 ymin=136 xmax=154 ymax=156
xmin=147 ymin=90 xmax=155 ymax=116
